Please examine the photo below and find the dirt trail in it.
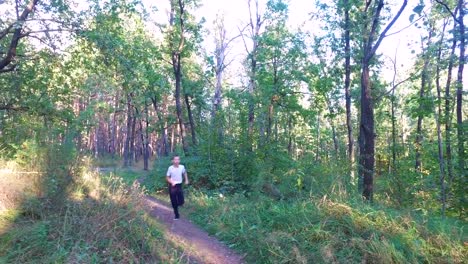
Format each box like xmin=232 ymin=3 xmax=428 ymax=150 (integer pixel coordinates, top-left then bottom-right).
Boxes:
xmin=142 ymin=195 xmax=244 ymax=264
xmin=131 ymin=175 xmax=243 ymax=264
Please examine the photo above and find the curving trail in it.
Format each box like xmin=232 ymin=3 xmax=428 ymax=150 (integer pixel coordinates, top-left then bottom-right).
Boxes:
xmin=142 ymin=195 xmax=244 ymax=264
xmin=97 ymin=167 xmax=244 ymax=264
xmin=132 ymin=173 xmax=243 ymax=264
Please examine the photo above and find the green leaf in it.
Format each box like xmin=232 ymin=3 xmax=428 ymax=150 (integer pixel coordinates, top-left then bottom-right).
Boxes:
xmin=413 ymin=4 xmax=424 ymax=15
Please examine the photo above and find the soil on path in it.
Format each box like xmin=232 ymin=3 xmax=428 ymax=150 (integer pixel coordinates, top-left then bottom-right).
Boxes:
xmin=134 ymin=176 xmax=244 ymax=264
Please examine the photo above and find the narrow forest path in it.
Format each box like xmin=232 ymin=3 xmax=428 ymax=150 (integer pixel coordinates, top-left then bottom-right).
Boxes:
xmin=141 ymin=195 xmax=244 ymax=264
xmin=122 ymin=171 xmax=244 ymax=264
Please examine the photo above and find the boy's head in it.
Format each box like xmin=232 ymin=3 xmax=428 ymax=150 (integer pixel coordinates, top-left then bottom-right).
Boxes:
xmin=172 ymin=155 xmax=180 ymax=166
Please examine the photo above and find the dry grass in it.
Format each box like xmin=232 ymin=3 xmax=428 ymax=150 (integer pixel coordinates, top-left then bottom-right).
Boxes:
xmin=0 ymin=161 xmax=42 ymax=211
xmin=0 ymin=159 xmax=188 ymax=263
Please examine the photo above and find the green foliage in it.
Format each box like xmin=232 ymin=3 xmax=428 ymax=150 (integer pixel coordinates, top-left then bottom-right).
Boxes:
xmin=188 ymin=193 xmax=467 ymax=264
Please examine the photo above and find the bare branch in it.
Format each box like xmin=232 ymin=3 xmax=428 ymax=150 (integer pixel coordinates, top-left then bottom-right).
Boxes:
xmin=386 ymin=14 xmax=425 ymax=38
xmin=370 ymin=0 xmax=408 ymax=58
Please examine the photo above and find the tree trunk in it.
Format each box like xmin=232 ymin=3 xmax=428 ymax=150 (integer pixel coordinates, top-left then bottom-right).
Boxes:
xmin=391 ymin=88 xmax=397 ymax=174
xmin=143 ymin=101 xmax=150 ymax=170
xmin=151 ymin=97 xmax=169 ymax=156
xmin=130 ymin=107 xmax=137 ymax=165
xmin=123 ymin=93 xmax=133 ymax=167
xmin=445 ymin=19 xmax=457 ymax=186
xmin=455 ymin=0 xmax=465 ymax=208
xmin=170 ymin=0 xmax=189 ymax=155
xmin=184 ymin=93 xmax=197 ymax=146
xmin=358 ymin=64 xmax=375 ymax=201
xmin=246 ymin=0 xmax=262 ymax=151
xmin=110 ymin=92 xmax=119 ymax=157
xmin=173 ymin=54 xmax=189 ymax=155
xmin=0 ymin=0 xmax=39 ymax=72
xmin=287 ymin=115 xmax=293 ymax=154
xmin=343 ymin=0 xmax=354 ymax=167
xmin=415 ymin=31 xmax=433 ymax=172
xmin=357 ymin=0 xmax=407 ymax=201
xmin=212 ymin=16 xmax=226 ymax=120
xmin=435 ymin=22 xmax=447 ymax=216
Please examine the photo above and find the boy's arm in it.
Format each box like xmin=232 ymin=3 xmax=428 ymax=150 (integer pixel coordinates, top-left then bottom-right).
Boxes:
xmin=184 ymin=171 xmax=189 ymax=185
xmin=166 ymin=176 xmax=174 ymax=186
xmin=166 ymin=167 xmax=174 ymax=186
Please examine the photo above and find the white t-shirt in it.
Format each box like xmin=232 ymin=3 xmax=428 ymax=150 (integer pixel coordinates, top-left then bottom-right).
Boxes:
xmin=166 ymin=165 xmax=186 ymax=184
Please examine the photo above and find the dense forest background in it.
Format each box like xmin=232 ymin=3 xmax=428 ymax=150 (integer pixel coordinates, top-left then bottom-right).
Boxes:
xmin=0 ymin=0 xmax=466 ymax=262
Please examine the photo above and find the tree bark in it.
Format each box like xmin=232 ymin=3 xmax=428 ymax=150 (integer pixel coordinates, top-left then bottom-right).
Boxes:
xmin=246 ymin=0 xmax=262 ymax=150
xmin=415 ymin=31 xmax=433 ymax=172
xmin=455 ymin=0 xmax=465 ymax=205
xmin=0 ymin=0 xmax=39 ymax=72
xmin=358 ymin=0 xmax=407 ymax=201
xmin=143 ymin=101 xmax=150 ymax=170
xmin=358 ymin=64 xmax=375 ymax=200
xmin=212 ymin=16 xmax=227 ymax=120
xmin=184 ymin=93 xmax=197 ymax=146
xmin=343 ymin=0 xmax=354 ymax=166
xmin=170 ymin=0 xmax=189 ymax=155
xmin=123 ymin=93 xmax=133 ymax=167
xmin=435 ymin=22 xmax=448 ymax=216
xmin=151 ymin=97 xmax=169 ymax=156
xmin=445 ymin=19 xmax=457 ymax=186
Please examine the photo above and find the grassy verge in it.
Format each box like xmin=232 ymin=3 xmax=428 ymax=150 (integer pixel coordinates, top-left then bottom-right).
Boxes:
xmin=186 ymin=192 xmax=467 ymax=264
xmin=0 ymin=161 xmax=188 ymax=263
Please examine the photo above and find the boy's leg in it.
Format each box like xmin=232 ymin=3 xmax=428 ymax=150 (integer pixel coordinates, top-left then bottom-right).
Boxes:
xmin=169 ymin=185 xmax=180 ymax=219
xmin=177 ymin=184 xmax=185 ymax=206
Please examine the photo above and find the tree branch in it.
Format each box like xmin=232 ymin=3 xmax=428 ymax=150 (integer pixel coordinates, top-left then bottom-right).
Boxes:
xmin=435 ymin=0 xmax=461 ymax=24
xmin=369 ymin=0 xmax=408 ymax=58
xmin=0 ymin=0 xmax=39 ymax=71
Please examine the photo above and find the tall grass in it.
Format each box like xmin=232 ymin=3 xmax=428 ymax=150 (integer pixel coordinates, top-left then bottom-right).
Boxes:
xmin=0 ymin=147 xmax=188 ymax=263
xmin=187 ymin=191 xmax=466 ymax=264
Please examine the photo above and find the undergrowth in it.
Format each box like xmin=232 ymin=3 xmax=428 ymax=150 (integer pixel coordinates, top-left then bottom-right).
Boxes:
xmin=0 ymin=153 xmax=188 ymax=263
xmin=187 ymin=192 xmax=467 ymax=264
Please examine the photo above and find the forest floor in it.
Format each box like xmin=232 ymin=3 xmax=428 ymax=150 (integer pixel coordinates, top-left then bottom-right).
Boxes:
xmin=97 ymin=167 xmax=244 ymax=264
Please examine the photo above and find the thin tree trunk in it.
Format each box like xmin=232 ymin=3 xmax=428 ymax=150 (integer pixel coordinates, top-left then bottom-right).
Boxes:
xmin=123 ymin=93 xmax=133 ymax=167
xmin=130 ymin=107 xmax=137 ymax=165
xmin=246 ymin=0 xmax=262 ymax=150
xmin=151 ymin=97 xmax=169 ymax=156
xmin=287 ymin=115 xmax=293 ymax=154
xmin=435 ymin=21 xmax=448 ymax=216
xmin=343 ymin=0 xmax=354 ymax=168
xmin=170 ymin=125 xmax=175 ymax=153
xmin=184 ymin=94 xmax=197 ymax=146
xmin=211 ymin=16 xmax=226 ymax=120
xmin=455 ymin=0 xmax=465 ymax=209
xmin=143 ymin=101 xmax=150 ymax=170
xmin=415 ymin=31 xmax=433 ymax=172
xmin=391 ymin=79 xmax=397 ymax=175
xmin=110 ymin=92 xmax=119 ymax=157
xmin=316 ymin=114 xmax=321 ymax=162
xmin=445 ymin=19 xmax=457 ymax=186
xmin=170 ymin=0 xmax=189 ymax=155
xmin=173 ymin=55 xmax=188 ymax=154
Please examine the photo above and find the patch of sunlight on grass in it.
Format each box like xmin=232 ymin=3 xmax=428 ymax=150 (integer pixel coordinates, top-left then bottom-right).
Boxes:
xmin=0 ymin=209 xmax=21 ymax=235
